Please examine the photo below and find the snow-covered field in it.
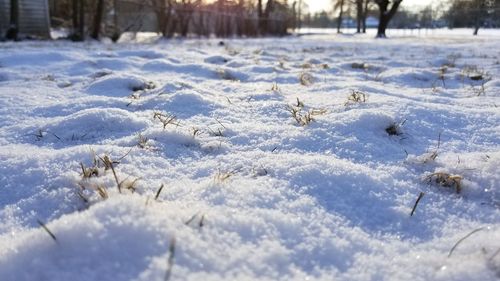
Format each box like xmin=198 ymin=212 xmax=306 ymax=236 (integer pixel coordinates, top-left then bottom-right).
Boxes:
xmin=0 ymin=32 xmax=499 ymax=281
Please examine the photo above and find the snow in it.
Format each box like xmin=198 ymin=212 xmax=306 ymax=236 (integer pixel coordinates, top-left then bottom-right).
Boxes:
xmin=0 ymin=31 xmax=499 ymax=280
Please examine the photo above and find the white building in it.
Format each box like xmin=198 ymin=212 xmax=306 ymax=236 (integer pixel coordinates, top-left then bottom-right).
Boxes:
xmin=0 ymin=0 xmax=51 ymax=39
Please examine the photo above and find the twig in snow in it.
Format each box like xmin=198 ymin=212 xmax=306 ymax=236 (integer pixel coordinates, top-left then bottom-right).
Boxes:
xmin=37 ymin=219 xmax=57 ymax=242
xmin=185 ymin=212 xmax=200 ymax=225
xmin=489 ymin=248 xmax=500 ymax=261
xmin=199 ymin=215 xmax=205 ymax=229
xmin=164 ymin=237 xmax=176 ymax=281
xmin=410 ymin=192 xmax=425 ymax=217
xmin=155 ymin=184 xmax=165 ymax=201
xmin=448 ymin=227 xmax=485 ymax=258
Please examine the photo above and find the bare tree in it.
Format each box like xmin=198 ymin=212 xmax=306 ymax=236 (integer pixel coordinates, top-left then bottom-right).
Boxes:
xmin=374 ymin=0 xmax=402 ymax=38
xmin=91 ymin=0 xmax=105 ymax=39
xmin=473 ymin=0 xmax=489 ymax=35
xmin=362 ymin=0 xmax=371 ymax=32
xmin=333 ymin=0 xmax=345 ymax=33
xmin=353 ymin=0 xmax=362 ymax=33
xmin=178 ymin=0 xmax=200 ymax=37
xmin=5 ymin=0 xmax=19 ymax=40
xmin=445 ymin=0 xmax=495 ymax=35
xmin=152 ymin=0 xmax=175 ymax=37
xmin=69 ymin=0 xmax=85 ymax=41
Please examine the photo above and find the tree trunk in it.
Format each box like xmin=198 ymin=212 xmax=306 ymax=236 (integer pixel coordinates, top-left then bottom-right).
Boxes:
xmin=79 ymin=0 xmax=85 ymax=39
xmin=258 ymin=0 xmax=264 ymax=34
xmin=72 ymin=0 xmax=79 ymax=30
xmin=262 ymin=0 xmax=273 ymax=35
xmin=377 ymin=14 xmax=389 ymax=38
xmin=473 ymin=25 xmax=480 ymax=35
xmin=91 ymin=0 xmax=105 ymax=39
xmin=356 ymin=0 xmax=362 ymax=33
xmin=298 ymin=0 xmax=302 ymax=30
xmin=337 ymin=0 xmax=344 ymax=34
xmin=6 ymin=0 xmax=19 ymax=40
xmin=111 ymin=0 xmax=121 ymax=42
xmin=375 ymin=0 xmax=402 ymax=38
xmin=362 ymin=0 xmax=369 ymax=33
xmin=70 ymin=0 xmax=84 ymax=41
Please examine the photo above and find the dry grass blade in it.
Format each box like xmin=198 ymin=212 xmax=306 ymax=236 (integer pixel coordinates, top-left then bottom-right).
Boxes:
xmin=77 ymin=191 xmax=89 ymax=203
xmin=208 ymin=127 xmax=224 ymax=137
xmin=37 ymin=219 xmax=57 ymax=242
xmin=271 ymin=82 xmax=280 ymax=91
xmin=192 ymin=127 xmax=201 ymax=138
xmin=137 ymin=133 xmax=149 ymax=149
xmin=448 ymin=227 xmax=485 ymax=257
xmin=96 ymin=184 xmax=109 ymax=199
xmin=199 ymin=215 xmax=205 ymax=229
xmin=165 ymin=237 xmax=176 ymax=281
xmin=489 ymin=248 xmax=500 ymax=261
xmin=410 ymin=192 xmax=425 ymax=217
xmin=80 ymin=162 xmax=99 ymax=178
xmin=155 ymin=184 xmax=165 ymax=201
xmin=296 ymin=98 xmax=305 ymax=108
xmin=185 ymin=213 xmax=199 ymax=225
xmin=100 ymin=155 xmax=122 ymax=193
xmin=424 ymin=132 xmax=441 ymax=163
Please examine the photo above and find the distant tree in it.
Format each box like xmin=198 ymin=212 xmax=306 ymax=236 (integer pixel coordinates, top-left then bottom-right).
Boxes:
xmin=5 ymin=0 xmax=19 ymax=40
xmin=178 ymin=0 xmax=200 ymax=37
xmin=152 ymin=0 xmax=175 ymax=37
xmin=353 ymin=0 xmax=362 ymax=32
xmin=445 ymin=0 xmax=496 ymax=35
xmin=362 ymin=0 xmax=372 ymax=32
xmin=111 ymin=0 xmax=121 ymax=42
xmin=91 ymin=0 xmax=105 ymax=39
xmin=472 ymin=0 xmax=490 ymax=35
xmin=69 ymin=0 xmax=85 ymax=41
xmin=374 ymin=0 xmax=402 ymax=37
xmin=351 ymin=0 xmax=372 ymax=33
xmin=333 ymin=0 xmax=345 ymax=33
xmin=258 ymin=0 xmax=264 ymax=33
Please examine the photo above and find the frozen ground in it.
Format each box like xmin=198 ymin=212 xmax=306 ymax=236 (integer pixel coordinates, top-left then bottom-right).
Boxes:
xmin=0 ymin=32 xmax=499 ymax=281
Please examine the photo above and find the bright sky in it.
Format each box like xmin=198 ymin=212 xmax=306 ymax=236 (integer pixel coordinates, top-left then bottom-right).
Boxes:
xmin=306 ymin=0 xmax=435 ymax=13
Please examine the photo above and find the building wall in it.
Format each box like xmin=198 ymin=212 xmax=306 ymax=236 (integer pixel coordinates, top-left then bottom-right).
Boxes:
xmin=0 ymin=0 xmax=51 ymax=38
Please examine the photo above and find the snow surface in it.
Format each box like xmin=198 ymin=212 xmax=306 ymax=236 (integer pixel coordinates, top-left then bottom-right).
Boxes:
xmin=0 ymin=32 xmax=499 ymax=281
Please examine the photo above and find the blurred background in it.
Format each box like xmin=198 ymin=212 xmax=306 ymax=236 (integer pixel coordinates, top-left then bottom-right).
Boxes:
xmin=0 ymin=0 xmax=499 ymax=41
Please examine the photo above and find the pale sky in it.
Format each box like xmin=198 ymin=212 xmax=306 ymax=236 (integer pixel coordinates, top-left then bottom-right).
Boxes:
xmin=307 ymin=0 xmax=435 ymax=14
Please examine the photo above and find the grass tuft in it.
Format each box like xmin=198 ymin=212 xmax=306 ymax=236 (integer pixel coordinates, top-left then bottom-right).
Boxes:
xmin=426 ymin=172 xmax=463 ymax=194
xmin=154 ymin=112 xmax=180 ymax=129
xmin=299 ymin=72 xmax=314 ymax=86
xmin=345 ymin=90 xmax=367 ymax=106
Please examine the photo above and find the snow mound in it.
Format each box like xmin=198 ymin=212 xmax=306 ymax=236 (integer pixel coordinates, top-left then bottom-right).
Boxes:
xmin=87 ymin=75 xmax=154 ymax=97
xmin=21 ymin=108 xmax=148 ymax=144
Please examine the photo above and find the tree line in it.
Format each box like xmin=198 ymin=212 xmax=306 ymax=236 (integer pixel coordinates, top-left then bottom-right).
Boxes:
xmin=48 ymin=0 xmax=300 ymax=41
xmin=4 ymin=0 xmax=402 ymax=40
xmin=306 ymin=0 xmax=500 ymax=36
xmin=5 ymin=0 xmax=497 ymax=41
